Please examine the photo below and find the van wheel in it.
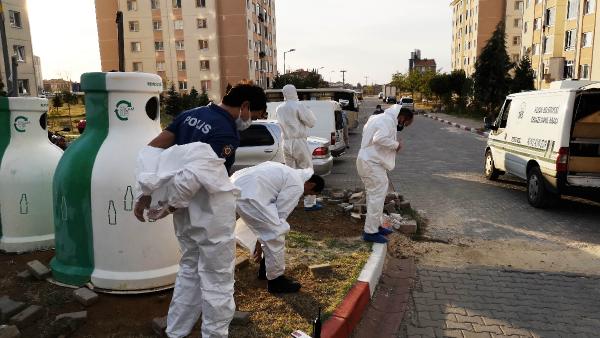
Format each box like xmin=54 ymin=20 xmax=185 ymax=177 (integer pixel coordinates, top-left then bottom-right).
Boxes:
xmin=527 ymin=166 xmax=559 ymax=208
xmin=484 ymin=151 xmax=500 ymax=180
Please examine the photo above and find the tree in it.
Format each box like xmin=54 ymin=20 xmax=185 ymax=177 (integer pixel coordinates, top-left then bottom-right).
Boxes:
xmin=181 ymin=87 xmax=199 ymax=110
xmin=198 ymin=88 xmax=210 ymax=107
xmin=0 ymin=80 xmax=7 ymax=97
xmin=165 ymin=83 xmax=182 ymax=117
xmin=272 ymin=69 xmax=328 ymax=89
xmin=472 ymin=21 xmax=513 ymax=117
xmin=52 ymin=93 xmax=63 ymax=113
xmin=511 ymin=56 xmax=535 ymax=93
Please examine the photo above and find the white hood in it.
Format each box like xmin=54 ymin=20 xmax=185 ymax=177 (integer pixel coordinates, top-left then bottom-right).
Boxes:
xmin=282 ymin=84 xmax=299 ymax=101
xmin=384 ymin=104 xmax=401 ymax=121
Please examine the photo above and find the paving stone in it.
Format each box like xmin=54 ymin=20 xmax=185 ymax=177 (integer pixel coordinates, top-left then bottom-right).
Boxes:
xmin=445 ymin=320 xmax=473 ymax=330
xmin=384 ymin=202 xmax=397 ymax=214
xmin=462 ymin=331 xmax=492 ymax=338
xmin=397 ymin=201 xmax=411 ymax=209
xmin=349 ymin=191 xmax=365 ymax=204
xmin=0 ymin=325 xmax=20 ymax=338
xmin=8 ymin=305 xmax=42 ymax=328
xmin=309 ymin=264 xmax=332 ymax=278
xmin=353 ymin=204 xmax=366 ymax=214
xmin=50 ymin=311 xmax=87 ymax=337
xmin=26 ymin=260 xmax=51 ymax=280
xmin=231 ymin=311 xmax=250 ymax=326
xmin=406 ymin=325 xmax=435 ymax=337
xmin=397 ymin=220 xmax=417 ymax=235
xmin=443 ymin=329 xmax=464 ymax=338
xmin=15 ymin=271 xmax=31 ymax=280
xmin=455 ymin=314 xmax=485 ymax=325
xmin=73 ymin=288 xmax=99 ymax=307
xmin=0 ymin=297 xmax=26 ymax=322
xmin=151 ymin=316 xmax=167 ymax=337
xmin=471 ymin=323 xmax=503 ymax=334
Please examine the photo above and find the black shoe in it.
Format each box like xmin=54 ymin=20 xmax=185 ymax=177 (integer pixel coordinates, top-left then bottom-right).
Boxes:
xmin=267 ymin=275 xmax=301 ymax=294
xmin=258 ymin=257 xmax=267 ymax=280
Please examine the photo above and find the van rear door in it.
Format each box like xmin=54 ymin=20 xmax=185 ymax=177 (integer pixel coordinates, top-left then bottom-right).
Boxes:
xmin=568 ymin=90 xmax=600 ymax=187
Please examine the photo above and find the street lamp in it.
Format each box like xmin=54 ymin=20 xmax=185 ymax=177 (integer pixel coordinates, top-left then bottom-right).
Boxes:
xmin=283 ymin=49 xmax=296 ymax=74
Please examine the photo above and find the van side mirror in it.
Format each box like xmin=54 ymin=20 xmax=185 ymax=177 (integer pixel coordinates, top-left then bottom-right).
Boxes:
xmin=483 ymin=117 xmax=498 ymax=131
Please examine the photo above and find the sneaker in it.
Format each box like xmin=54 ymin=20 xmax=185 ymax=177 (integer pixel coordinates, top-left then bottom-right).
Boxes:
xmin=378 ymin=226 xmax=394 ymax=236
xmin=304 ymin=202 xmax=323 ymax=212
xmin=362 ymin=232 xmax=388 ymax=244
xmin=268 ymin=275 xmax=302 ymax=293
xmin=257 ymin=257 xmax=267 ymax=280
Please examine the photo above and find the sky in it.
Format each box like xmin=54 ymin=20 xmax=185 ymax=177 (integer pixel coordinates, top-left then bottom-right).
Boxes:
xmin=27 ymin=0 xmax=451 ymax=85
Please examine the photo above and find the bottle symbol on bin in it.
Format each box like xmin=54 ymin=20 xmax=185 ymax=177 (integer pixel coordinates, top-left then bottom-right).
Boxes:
xmin=124 ymin=186 xmax=134 ymax=211
xmin=61 ymin=196 xmax=68 ymax=221
xmin=108 ymin=200 xmax=117 ymax=225
xmin=19 ymin=194 xmax=28 ymax=214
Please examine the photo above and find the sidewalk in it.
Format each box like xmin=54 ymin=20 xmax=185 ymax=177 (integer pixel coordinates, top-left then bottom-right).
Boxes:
xmin=423 ymin=112 xmax=483 ymax=132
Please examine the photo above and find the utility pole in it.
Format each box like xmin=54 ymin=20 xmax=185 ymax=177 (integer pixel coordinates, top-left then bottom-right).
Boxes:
xmin=0 ymin=0 xmax=16 ymax=96
xmin=340 ymin=70 xmax=347 ymax=87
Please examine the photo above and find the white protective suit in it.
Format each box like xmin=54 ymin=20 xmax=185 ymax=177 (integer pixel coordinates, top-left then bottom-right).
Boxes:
xmin=136 ymin=142 xmax=240 ymax=338
xmin=356 ymin=105 xmax=401 ymax=234
xmin=276 ymin=84 xmax=317 ymax=169
xmin=231 ymin=162 xmax=313 ymax=280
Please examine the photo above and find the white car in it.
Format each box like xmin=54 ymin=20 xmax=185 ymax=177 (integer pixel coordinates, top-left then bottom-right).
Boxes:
xmin=232 ymin=120 xmax=334 ymax=176
xmin=399 ymin=97 xmax=414 ymax=111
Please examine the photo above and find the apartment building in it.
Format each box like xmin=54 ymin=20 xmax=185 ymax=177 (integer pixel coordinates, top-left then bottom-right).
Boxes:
xmin=408 ymin=49 xmax=437 ymax=73
xmin=521 ymin=0 xmax=599 ymax=88
xmin=451 ymin=0 xmax=524 ymax=76
xmin=0 ymin=0 xmax=39 ymax=96
xmin=95 ymin=0 xmax=277 ymax=101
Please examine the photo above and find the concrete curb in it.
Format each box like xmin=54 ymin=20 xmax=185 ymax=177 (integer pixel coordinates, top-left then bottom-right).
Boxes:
xmin=421 ymin=113 xmax=489 ymax=137
xmin=321 ymin=243 xmax=387 ymax=338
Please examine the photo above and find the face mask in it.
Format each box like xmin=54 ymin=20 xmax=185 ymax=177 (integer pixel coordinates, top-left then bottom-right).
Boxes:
xmin=236 ymin=109 xmax=252 ymax=131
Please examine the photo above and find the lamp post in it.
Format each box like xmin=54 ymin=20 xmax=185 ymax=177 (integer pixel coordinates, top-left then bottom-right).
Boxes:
xmin=283 ymin=48 xmax=295 ymax=74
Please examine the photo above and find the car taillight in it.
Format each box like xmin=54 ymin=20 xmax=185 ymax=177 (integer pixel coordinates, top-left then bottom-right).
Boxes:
xmin=312 ymin=147 xmax=328 ymax=159
xmin=330 ymin=132 xmax=336 ymax=145
xmin=556 ymin=147 xmax=569 ymax=172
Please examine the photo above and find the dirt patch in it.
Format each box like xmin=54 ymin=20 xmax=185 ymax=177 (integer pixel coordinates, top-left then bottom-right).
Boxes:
xmin=0 ymin=206 xmax=369 ymax=337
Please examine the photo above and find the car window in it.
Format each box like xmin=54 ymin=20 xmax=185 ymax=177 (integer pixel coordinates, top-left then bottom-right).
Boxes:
xmin=239 ymin=125 xmax=275 ymax=147
xmin=498 ymin=99 xmax=512 ymax=129
xmin=402 ymin=98 xmax=413 ymax=103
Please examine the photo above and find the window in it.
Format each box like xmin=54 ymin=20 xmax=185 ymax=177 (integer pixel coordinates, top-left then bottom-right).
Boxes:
xmin=533 ymin=43 xmax=541 ymax=55
xmin=567 ymin=0 xmax=579 ymax=19
xmin=565 ymin=29 xmax=577 ymax=50
xmin=499 ymin=100 xmax=512 ymax=129
xmin=564 ymin=60 xmax=574 ymax=79
xmin=179 ymin=81 xmax=187 ymax=90
xmin=131 ymin=42 xmax=141 ymax=52
xmin=534 ymin=18 xmax=541 ymax=30
xmin=196 ymin=0 xmax=206 ymax=7
xmin=524 ymin=21 xmax=529 ymax=33
xmin=9 ymin=11 xmax=21 ymax=28
xmin=174 ymin=20 xmax=184 ymax=30
xmin=132 ymin=62 xmax=143 ymax=72
xmin=200 ymin=60 xmax=210 ymax=70
xmin=151 ymin=0 xmax=160 ymax=9
xmin=582 ymin=32 xmax=593 ymax=47
xmin=512 ymin=54 xmax=520 ymax=63
xmin=513 ymin=36 xmax=521 ymax=46
xmin=514 ymin=18 xmax=522 ymax=28
xmin=154 ymin=41 xmax=164 ymax=51
xmin=515 ymin=1 xmax=523 ymax=10
xmin=153 ymin=20 xmax=162 ymax=31
xmin=239 ymin=125 xmax=275 ymax=147
xmin=201 ymin=80 xmax=211 ymax=91
xmin=177 ymin=61 xmax=186 ymax=71
xmin=17 ymin=79 xmax=29 ymax=95
xmin=173 ymin=0 xmax=181 ymax=8
xmin=545 ymin=7 xmax=556 ymax=26
xmin=543 ymin=36 xmax=553 ymax=54
xmin=580 ymin=64 xmax=591 ymax=79
xmin=248 ymin=39 xmax=252 ymax=49
xmin=13 ymin=45 xmax=25 ymax=62
xmin=176 ymin=40 xmax=184 ymax=50
xmin=584 ymin=0 xmax=596 ymax=14
xmin=127 ymin=0 xmax=137 ymax=11
xmin=129 ymin=21 xmax=139 ymax=32
xmin=198 ymin=40 xmax=209 ymax=50
xmin=197 ymin=18 xmax=207 ymax=28
xmin=156 ymin=61 xmax=165 ymax=71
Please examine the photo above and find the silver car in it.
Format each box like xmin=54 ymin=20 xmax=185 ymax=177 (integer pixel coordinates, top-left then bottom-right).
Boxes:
xmin=232 ymin=120 xmax=334 ymax=176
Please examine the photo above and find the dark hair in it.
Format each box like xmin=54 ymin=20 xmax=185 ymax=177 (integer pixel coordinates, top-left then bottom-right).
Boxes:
xmin=308 ymin=175 xmax=325 ymax=193
xmin=222 ymin=82 xmax=267 ymax=111
xmin=376 ymin=105 xmax=381 ymax=109
xmin=399 ymin=108 xmax=414 ymax=120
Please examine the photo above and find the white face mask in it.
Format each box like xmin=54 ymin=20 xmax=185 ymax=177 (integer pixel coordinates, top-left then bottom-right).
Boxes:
xmin=236 ymin=109 xmax=252 ymax=131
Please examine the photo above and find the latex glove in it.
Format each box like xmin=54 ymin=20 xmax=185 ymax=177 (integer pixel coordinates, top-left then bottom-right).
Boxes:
xmin=147 ymin=202 xmax=174 ymax=221
xmin=134 ymin=195 xmax=152 ymax=222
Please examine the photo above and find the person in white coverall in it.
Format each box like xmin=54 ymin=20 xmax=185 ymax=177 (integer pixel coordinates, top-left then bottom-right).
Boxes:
xmin=357 ymin=106 xmax=414 ymax=244
xmin=134 ymin=142 xmax=240 ymax=338
xmin=231 ymin=162 xmax=324 ymax=293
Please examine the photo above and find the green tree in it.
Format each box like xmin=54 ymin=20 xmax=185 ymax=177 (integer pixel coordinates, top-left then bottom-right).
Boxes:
xmin=428 ymin=74 xmax=452 ymax=106
xmin=272 ymin=69 xmax=328 ymax=89
xmin=511 ymin=56 xmax=535 ymax=93
xmin=165 ymin=83 xmax=182 ymax=117
xmin=52 ymin=93 xmax=63 ymax=113
xmin=473 ymin=21 xmax=513 ymax=117
xmin=198 ymin=88 xmax=209 ymax=107
xmin=0 ymin=80 xmax=7 ymax=97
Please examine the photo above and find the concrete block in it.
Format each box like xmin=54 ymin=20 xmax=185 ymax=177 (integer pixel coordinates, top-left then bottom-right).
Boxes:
xmin=55 ymin=311 xmax=87 ymax=323
xmin=9 ymin=305 xmax=42 ymax=328
xmin=50 ymin=311 xmax=87 ymax=337
xmin=151 ymin=316 xmax=167 ymax=337
xmin=231 ymin=311 xmax=251 ymax=326
xmin=348 ymin=192 xmax=365 ymax=204
xmin=0 ymin=325 xmax=20 ymax=338
xmin=235 ymin=257 xmax=250 ymax=270
xmin=16 ymin=271 xmax=31 ymax=280
xmin=384 ymin=202 xmax=397 ymax=214
xmin=330 ymin=191 xmax=345 ymax=200
xmin=26 ymin=260 xmax=51 ymax=280
xmin=353 ymin=204 xmax=366 ymax=214
xmin=0 ymin=297 xmax=26 ymax=322
xmin=309 ymin=264 xmax=333 ymax=278
xmin=73 ymin=288 xmax=99 ymax=307
xmin=397 ymin=201 xmax=411 ymax=210
xmin=397 ymin=220 xmax=418 ymax=235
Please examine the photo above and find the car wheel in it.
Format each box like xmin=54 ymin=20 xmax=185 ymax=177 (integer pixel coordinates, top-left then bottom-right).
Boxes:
xmin=527 ymin=166 xmax=559 ymax=208
xmin=484 ymin=151 xmax=500 ymax=180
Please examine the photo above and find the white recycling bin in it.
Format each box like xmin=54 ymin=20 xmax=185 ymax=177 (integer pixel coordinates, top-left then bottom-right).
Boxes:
xmin=0 ymin=97 xmax=62 ymax=252
xmin=51 ymin=72 xmax=180 ymax=292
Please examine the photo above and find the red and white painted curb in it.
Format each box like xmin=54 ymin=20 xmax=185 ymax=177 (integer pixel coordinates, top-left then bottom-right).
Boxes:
xmin=321 ymin=243 xmax=387 ymax=338
xmin=421 ymin=112 xmax=489 ymax=137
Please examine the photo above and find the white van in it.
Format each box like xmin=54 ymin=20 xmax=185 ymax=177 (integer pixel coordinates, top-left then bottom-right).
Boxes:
xmin=484 ymin=80 xmax=600 ymax=208
xmin=267 ymin=100 xmax=346 ymax=157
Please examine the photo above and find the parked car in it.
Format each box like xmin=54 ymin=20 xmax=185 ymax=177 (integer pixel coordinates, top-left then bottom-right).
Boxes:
xmin=484 ymin=80 xmax=600 ymax=208
xmin=232 ymin=120 xmax=333 ymax=176
xmin=399 ymin=97 xmax=414 ymax=111
xmin=385 ymin=96 xmax=397 ymax=104
xmin=378 ymin=92 xmax=385 ymax=99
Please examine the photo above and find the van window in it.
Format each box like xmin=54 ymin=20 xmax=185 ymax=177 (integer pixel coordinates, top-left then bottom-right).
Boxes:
xmin=574 ymin=92 xmax=600 ymax=123
xmin=498 ymin=99 xmax=512 ymax=128
xmin=402 ymin=98 xmax=414 ymax=104
xmin=239 ymin=125 xmax=275 ymax=147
